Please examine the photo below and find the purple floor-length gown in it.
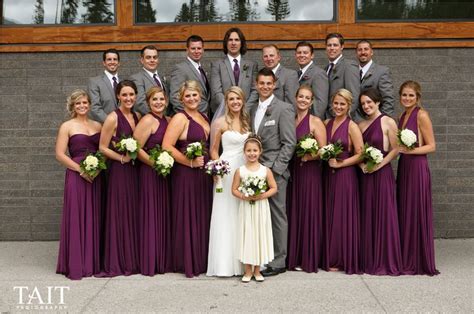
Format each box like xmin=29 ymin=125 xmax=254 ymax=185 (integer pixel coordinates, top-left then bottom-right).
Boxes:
xmin=138 ymin=113 xmax=172 ymax=275
xmin=324 ymin=117 xmax=361 ymax=274
xmin=171 ymin=111 xmax=212 ymax=278
xmin=397 ymin=107 xmax=439 ymax=275
xmin=57 ymin=133 xmax=102 ymax=280
xmin=101 ymin=109 xmax=140 ymax=276
xmin=360 ymin=114 xmax=403 ymax=275
xmin=287 ymin=114 xmax=323 ymax=272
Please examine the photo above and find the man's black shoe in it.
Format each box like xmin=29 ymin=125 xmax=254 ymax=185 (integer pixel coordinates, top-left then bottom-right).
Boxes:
xmin=261 ymin=267 xmax=286 ymax=277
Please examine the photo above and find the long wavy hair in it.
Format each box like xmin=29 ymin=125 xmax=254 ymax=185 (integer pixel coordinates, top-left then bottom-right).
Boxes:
xmin=224 ymin=86 xmax=250 ymax=133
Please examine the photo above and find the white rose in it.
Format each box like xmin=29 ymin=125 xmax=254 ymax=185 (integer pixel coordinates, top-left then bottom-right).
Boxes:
xmin=400 ymin=129 xmax=417 ymax=147
xmin=369 ymin=148 xmax=383 ymax=164
xmin=84 ymin=155 xmax=98 ymax=171
xmin=123 ymin=138 xmax=137 ymax=152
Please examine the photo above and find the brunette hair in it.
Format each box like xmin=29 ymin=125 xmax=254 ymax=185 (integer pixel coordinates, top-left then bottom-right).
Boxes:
xmin=399 ymin=80 xmax=422 ymax=105
xmin=223 ymin=27 xmax=247 ymax=55
xmin=244 ymin=134 xmax=263 ymax=151
xmin=116 ymin=80 xmax=138 ymax=97
xmin=359 ymin=88 xmax=382 ymax=104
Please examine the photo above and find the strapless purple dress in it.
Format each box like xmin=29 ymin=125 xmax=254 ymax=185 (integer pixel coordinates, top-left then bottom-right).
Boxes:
xmin=56 ymin=133 xmax=102 ymax=280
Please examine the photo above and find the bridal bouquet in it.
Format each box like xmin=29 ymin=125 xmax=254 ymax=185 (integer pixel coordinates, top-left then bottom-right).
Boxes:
xmin=149 ymin=145 xmax=174 ymax=177
xmin=115 ymin=136 xmax=140 ymax=161
xmin=319 ymin=141 xmax=343 ymax=161
xmin=205 ymin=159 xmax=231 ymax=193
xmin=238 ymin=176 xmax=268 ymax=205
xmin=184 ymin=141 xmax=205 ymax=159
xmin=397 ymin=128 xmax=417 ymax=149
xmin=80 ymin=152 xmax=106 ymax=178
xmin=296 ymin=134 xmax=319 ymax=158
xmin=361 ymin=143 xmax=384 ymax=172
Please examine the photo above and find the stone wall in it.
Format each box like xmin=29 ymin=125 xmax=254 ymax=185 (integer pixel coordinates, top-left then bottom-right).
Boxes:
xmin=0 ymin=47 xmax=473 ymax=240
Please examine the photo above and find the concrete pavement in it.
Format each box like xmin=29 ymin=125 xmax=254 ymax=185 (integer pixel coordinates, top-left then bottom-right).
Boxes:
xmin=0 ymin=239 xmax=472 ymax=312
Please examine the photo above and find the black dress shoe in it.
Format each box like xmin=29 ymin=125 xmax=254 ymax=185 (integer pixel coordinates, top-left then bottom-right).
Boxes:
xmin=261 ymin=267 xmax=286 ymax=277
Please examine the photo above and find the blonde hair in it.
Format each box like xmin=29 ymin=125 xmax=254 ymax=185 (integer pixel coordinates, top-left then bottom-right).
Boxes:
xmin=296 ymin=84 xmax=314 ymax=99
xmin=146 ymin=86 xmax=168 ymax=110
xmin=224 ymin=86 xmax=251 ymax=133
xmin=66 ymin=89 xmax=90 ymax=118
xmin=178 ymin=80 xmax=203 ymax=103
xmin=331 ymin=88 xmax=353 ymax=115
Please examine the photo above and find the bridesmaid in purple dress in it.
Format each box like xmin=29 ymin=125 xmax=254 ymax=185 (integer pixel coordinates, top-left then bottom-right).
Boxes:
xmin=323 ymin=89 xmax=364 ymax=274
xmin=55 ymin=89 xmax=102 ymax=280
xmin=162 ymin=80 xmax=213 ymax=278
xmin=134 ymin=87 xmax=172 ymax=275
xmin=358 ymin=88 xmax=403 ymax=275
xmin=287 ymin=85 xmax=327 ymax=272
xmin=397 ymin=81 xmax=439 ymax=275
xmin=99 ymin=80 xmax=141 ymax=276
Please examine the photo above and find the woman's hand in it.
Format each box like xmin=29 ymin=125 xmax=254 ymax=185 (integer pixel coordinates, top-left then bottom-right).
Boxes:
xmin=79 ymin=171 xmax=93 ymax=183
xmin=328 ymin=158 xmax=343 ymax=169
xmin=120 ymin=154 xmax=132 ymax=164
xmin=191 ymin=156 xmax=205 ymax=168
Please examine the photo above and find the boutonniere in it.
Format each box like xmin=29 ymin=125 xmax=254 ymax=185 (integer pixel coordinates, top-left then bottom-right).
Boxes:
xmin=302 ymin=75 xmax=310 ymax=81
xmin=243 ymin=64 xmax=248 ymax=71
xmin=265 ymin=106 xmax=273 ymax=116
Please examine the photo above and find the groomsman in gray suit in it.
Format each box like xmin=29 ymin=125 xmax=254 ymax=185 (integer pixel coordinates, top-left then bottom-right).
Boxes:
xmin=248 ymin=68 xmax=296 ymax=277
xmin=356 ymin=39 xmax=395 ymax=117
xmin=295 ymin=41 xmax=329 ymax=119
xmin=262 ymin=44 xmax=299 ymax=106
xmin=88 ymin=48 xmax=121 ymax=123
xmin=325 ymin=33 xmax=361 ymax=121
xmin=130 ymin=45 xmax=168 ymax=116
xmin=169 ymin=35 xmax=210 ymax=115
xmin=210 ymin=27 xmax=258 ymax=114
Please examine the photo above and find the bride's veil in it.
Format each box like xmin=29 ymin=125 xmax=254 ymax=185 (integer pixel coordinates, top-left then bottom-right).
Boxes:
xmin=210 ymin=98 xmax=226 ymax=151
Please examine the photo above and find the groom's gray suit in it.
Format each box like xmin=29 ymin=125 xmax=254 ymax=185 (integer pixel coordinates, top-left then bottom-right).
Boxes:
xmin=248 ymin=95 xmax=296 ymax=268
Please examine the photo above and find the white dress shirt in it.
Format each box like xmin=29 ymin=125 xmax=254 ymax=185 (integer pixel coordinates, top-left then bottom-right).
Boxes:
xmin=254 ymin=94 xmax=274 ymax=132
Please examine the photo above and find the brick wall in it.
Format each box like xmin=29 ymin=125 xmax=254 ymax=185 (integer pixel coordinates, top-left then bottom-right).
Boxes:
xmin=0 ymin=48 xmax=473 ymax=240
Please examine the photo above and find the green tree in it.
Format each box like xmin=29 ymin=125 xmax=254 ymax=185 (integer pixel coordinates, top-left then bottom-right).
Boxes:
xmin=82 ymin=0 xmax=114 ymax=23
xmin=229 ymin=0 xmax=259 ymax=21
xmin=137 ymin=0 xmax=157 ymax=23
xmin=61 ymin=0 xmax=79 ymax=24
xmin=266 ymin=0 xmax=290 ymax=21
xmin=198 ymin=0 xmax=219 ymax=22
xmin=33 ymin=0 xmax=44 ymax=24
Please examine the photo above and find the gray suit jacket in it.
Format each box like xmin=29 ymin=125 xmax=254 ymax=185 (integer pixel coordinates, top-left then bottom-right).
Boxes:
xmin=130 ymin=69 xmax=168 ymax=116
xmin=326 ymin=56 xmax=361 ymax=121
xmin=298 ymin=63 xmax=329 ymax=119
xmin=210 ymin=57 xmax=258 ymax=113
xmin=360 ymin=62 xmax=395 ymax=117
xmin=87 ymin=73 xmax=118 ymax=123
xmin=169 ymin=59 xmax=210 ymax=115
xmin=248 ymin=96 xmax=296 ymax=177
xmin=273 ymin=65 xmax=299 ymax=106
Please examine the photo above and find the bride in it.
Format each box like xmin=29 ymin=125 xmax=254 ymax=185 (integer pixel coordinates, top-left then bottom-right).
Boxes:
xmin=207 ymin=87 xmax=250 ymax=276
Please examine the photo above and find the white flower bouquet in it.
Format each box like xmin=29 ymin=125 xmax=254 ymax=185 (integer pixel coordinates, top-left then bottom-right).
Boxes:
xmin=397 ymin=128 xmax=417 ymax=150
xmin=115 ymin=136 xmax=140 ymax=161
xmin=296 ymin=134 xmax=319 ymax=158
xmin=205 ymin=159 xmax=231 ymax=193
xmin=80 ymin=152 xmax=106 ymax=178
xmin=361 ymin=143 xmax=384 ymax=172
xmin=184 ymin=141 xmax=205 ymax=159
xmin=319 ymin=141 xmax=343 ymax=161
xmin=238 ymin=175 xmax=268 ymax=205
xmin=149 ymin=145 xmax=174 ymax=177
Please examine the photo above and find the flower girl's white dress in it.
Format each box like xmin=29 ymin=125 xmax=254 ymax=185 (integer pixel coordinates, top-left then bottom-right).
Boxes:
xmin=237 ymin=164 xmax=274 ymax=266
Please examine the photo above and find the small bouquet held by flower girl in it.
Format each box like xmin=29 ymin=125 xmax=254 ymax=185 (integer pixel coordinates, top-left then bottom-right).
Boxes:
xmin=238 ymin=176 xmax=268 ymax=205
xmin=149 ymin=145 xmax=174 ymax=177
xmin=205 ymin=159 xmax=231 ymax=192
xmin=319 ymin=141 xmax=343 ymax=161
xmin=80 ymin=152 xmax=107 ymax=179
xmin=115 ymin=136 xmax=140 ymax=162
xmin=296 ymin=134 xmax=319 ymax=158
xmin=397 ymin=128 xmax=417 ymax=150
xmin=184 ymin=141 xmax=205 ymax=160
xmin=361 ymin=143 xmax=384 ymax=172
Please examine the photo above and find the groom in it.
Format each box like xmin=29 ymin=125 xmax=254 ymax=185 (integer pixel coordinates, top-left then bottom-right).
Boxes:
xmin=248 ymin=68 xmax=296 ymax=276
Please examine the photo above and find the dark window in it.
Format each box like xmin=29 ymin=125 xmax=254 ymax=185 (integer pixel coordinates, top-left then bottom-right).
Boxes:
xmin=357 ymin=0 xmax=474 ymax=21
xmin=2 ymin=0 xmax=115 ymax=25
xmin=135 ymin=0 xmax=335 ymax=23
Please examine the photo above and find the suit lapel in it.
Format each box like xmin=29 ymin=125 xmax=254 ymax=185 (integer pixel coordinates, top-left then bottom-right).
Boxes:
xmin=224 ymin=58 xmax=236 ymax=85
xmin=364 ymin=62 xmax=375 ymax=82
xmin=102 ymin=74 xmax=117 ymax=106
xmin=257 ymin=99 xmax=275 ymax=135
xmin=186 ymin=60 xmax=206 ymax=91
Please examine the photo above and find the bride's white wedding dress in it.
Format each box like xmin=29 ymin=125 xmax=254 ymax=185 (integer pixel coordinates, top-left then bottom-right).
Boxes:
xmin=206 ymin=131 xmax=249 ymax=276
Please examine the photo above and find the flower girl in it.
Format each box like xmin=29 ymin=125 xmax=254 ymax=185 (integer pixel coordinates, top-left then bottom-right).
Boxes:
xmin=231 ymin=135 xmax=277 ymax=282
